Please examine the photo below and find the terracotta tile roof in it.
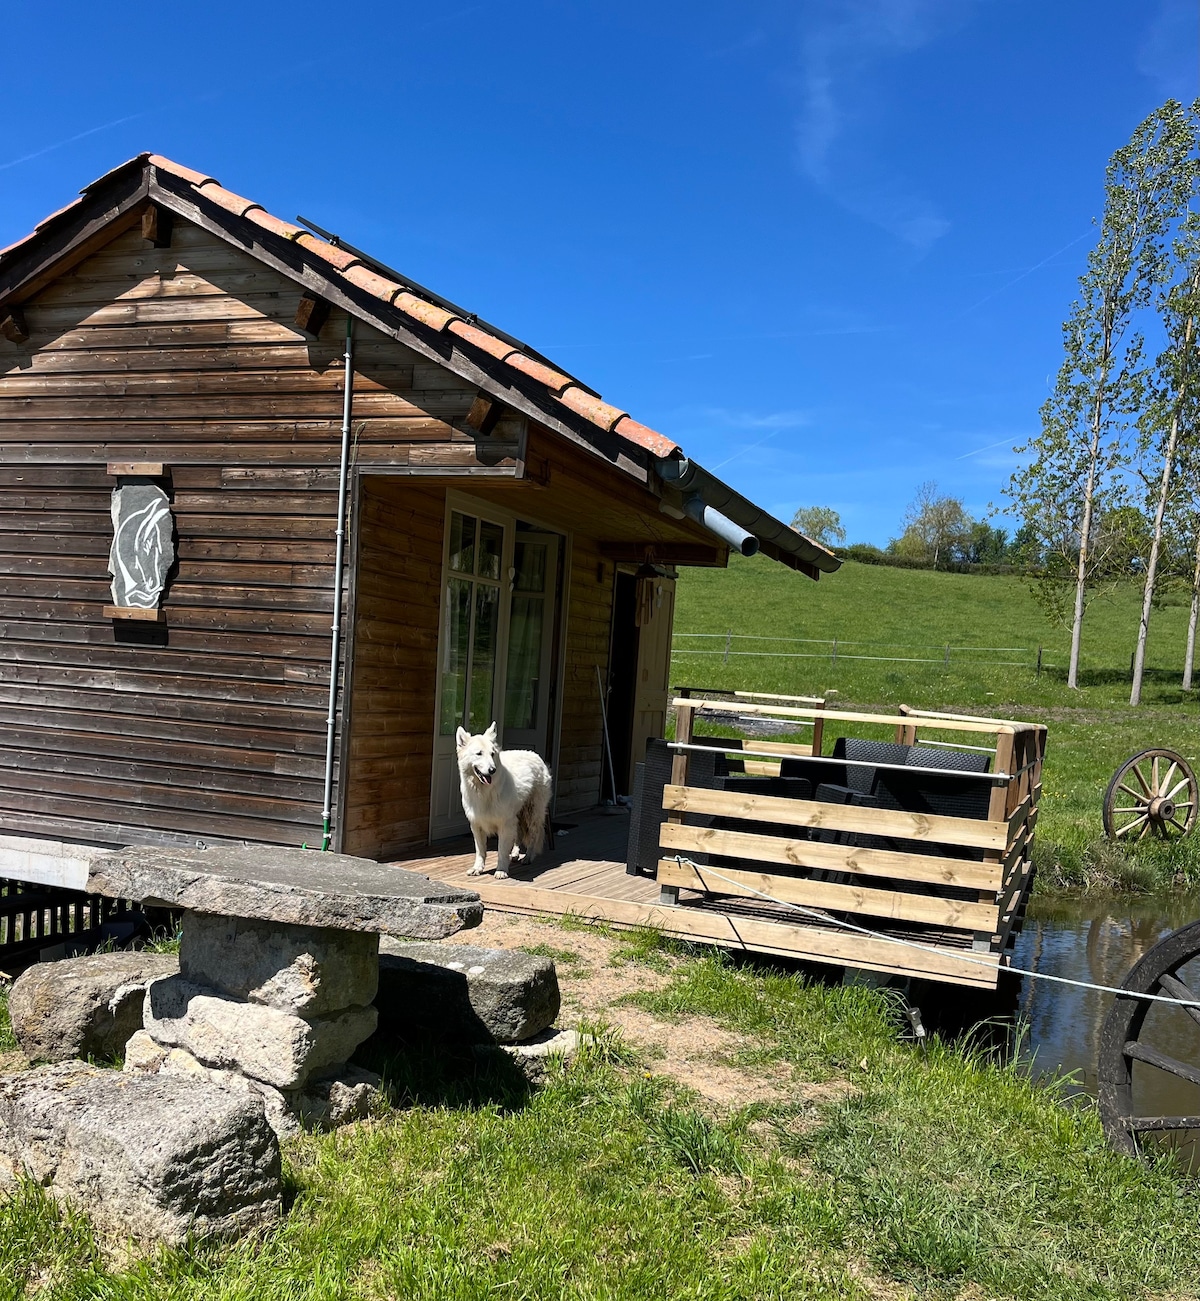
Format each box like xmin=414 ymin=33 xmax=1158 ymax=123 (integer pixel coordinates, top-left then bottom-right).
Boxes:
xmin=1 ymin=152 xmax=683 ymax=462
xmin=0 ymin=153 xmax=844 ymax=576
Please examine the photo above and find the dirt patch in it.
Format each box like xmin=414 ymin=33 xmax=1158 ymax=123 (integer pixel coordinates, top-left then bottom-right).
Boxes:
xmin=439 ymin=912 xmax=799 ymax=1107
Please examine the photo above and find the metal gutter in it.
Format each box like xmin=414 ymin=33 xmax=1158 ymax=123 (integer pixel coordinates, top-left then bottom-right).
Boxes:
xmin=657 ymin=457 xmax=840 ymax=578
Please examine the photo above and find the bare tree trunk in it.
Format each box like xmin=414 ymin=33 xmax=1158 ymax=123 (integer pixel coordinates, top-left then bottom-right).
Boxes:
xmin=1185 ymin=530 xmax=1200 ymax=690
xmin=1132 ymin=309 xmax=1194 ymax=703
xmin=1069 ymin=432 xmax=1101 ymax=689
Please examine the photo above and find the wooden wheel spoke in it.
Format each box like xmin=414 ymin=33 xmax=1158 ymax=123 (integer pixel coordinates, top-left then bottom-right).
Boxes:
xmin=1168 ymin=817 xmax=1189 ymax=835
xmin=1125 ymin=1039 xmax=1200 ymax=1087
xmin=1159 ymin=761 xmax=1178 ymax=797
xmin=1118 ymin=782 xmax=1148 ymax=803
xmin=1132 ymin=763 xmax=1153 ymax=797
xmin=1153 ymin=756 xmax=1161 ymax=792
xmin=1124 ymin=1115 xmax=1200 ymax=1132
xmin=1115 ymin=813 xmax=1149 ymax=837
xmin=1157 ymin=972 xmax=1200 ymax=1029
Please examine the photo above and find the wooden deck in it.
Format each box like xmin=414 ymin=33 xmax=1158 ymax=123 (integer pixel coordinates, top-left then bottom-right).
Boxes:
xmin=388 ymin=809 xmax=1007 ymax=988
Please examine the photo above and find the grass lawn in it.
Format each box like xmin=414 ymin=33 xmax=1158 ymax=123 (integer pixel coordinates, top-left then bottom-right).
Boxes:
xmin=2 ymin=920 xmax=1199 ymax=1301
xmin=673 ymin=557 xmax=1200 ymax=893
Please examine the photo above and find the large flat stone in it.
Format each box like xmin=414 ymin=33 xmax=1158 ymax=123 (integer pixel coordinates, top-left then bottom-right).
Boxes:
xmin=9 ymin=952 xmax=179 ymax=1064
xmin=180 ymin=911 xmax=378 ymax=1016
xmin=87 ymin=846 xmax=483 ymax=939
xmin=0 ymin=1062 xmax=281 ymax=1245
xmin=376 ymin=940 xmax=560 ymax=1044
xmin=144 ymin=976 xmax=377 ymax=1090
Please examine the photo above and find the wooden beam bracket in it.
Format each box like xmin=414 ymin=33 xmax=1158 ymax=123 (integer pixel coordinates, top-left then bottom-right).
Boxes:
xmin=294 ymin=291 xmax=331 ymax=339
xmin=0 ymin=309 xmax=29 ymax=344
xmin=107 ymin=462 xmax=165 ymax=478
xmin=141 ymin=203 xmax=174 ymax=249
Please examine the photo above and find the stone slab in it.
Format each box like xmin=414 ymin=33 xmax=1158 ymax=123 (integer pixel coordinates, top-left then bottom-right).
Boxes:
xmin=87 ymin=845 xmax=483 ymax=939
xmin=9 ymin=952 xmax=180 ymax=1064
xmin=0 ymin=1062 xmax=281 ymax=1245
xmin=376 ymin=940 xmax=560 ymax=1044
xmin=179 ymin=911 xmax=379 ymax=1015
xmin=144 ymin=975 xmax=377 ymax=1090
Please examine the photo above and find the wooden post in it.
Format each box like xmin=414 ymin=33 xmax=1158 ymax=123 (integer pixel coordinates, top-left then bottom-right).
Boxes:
xmin=831 ymin=638 xmax=838 ymax=666
xmin=661 ymin=701 xmax=696 ymax=905
xmin=977 ymin=729 xmax=1017 ymax=952
xmin=895 ymin=703 xmax=918 ymax=746
xmin=810 ymin=699 xmax=826 ymax=757
xmin=723 ymin=629 xmax=731 ymax=664
xmin=1036 ymin=646 xmax=1043 ymax=677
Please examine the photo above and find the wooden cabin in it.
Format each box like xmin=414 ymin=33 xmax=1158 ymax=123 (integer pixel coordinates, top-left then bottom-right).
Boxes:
xmin=0 ymin=154 xmax=838 ymax=893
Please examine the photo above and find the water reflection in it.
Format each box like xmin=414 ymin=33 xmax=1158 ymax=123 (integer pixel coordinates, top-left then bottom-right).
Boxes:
xmin=1009 ymin=893 xmax=1200 ymax=1165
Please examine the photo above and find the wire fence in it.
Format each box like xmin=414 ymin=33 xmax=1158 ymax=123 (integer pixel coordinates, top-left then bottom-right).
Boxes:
xmin=672 ymin=631 xmax=1052 ymax=673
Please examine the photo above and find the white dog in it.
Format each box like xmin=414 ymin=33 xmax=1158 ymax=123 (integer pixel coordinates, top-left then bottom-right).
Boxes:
xmin=456 ymin=722 xmax=552 ymax=878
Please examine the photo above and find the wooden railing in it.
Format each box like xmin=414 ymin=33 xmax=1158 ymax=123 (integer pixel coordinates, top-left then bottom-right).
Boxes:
xmin=655 ymin=696 xmax=1046 ymax=985
xmin=0 ymin=880 xmax=134 ymax=969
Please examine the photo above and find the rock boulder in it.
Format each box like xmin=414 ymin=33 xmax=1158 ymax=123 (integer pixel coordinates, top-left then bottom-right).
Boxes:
xmin=9 ymin=951 xmax=179 ymax=1064
xmin=376 ymin=940 xmax=560 ymax=1044
xmin=0 ymin=1062 xmax=281 ymax=1245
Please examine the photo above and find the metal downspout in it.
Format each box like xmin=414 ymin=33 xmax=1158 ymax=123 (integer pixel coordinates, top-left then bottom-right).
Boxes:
xmin=320 ymin=316 xmax=355 ymax=850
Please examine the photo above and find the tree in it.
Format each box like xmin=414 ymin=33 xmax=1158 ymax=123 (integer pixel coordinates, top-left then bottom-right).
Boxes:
xmin=1132 ymin=204 xmax=1200 ymax=704
xmin=963 ymin=522 xmax=1010 ymax=566
xmin=790 ymin=506 xmax=846 ymax=550
xmin=890 ymin=482 xmax=970 ymax=568
xmin=1006 ymin=102 xmax=1195 ymax=687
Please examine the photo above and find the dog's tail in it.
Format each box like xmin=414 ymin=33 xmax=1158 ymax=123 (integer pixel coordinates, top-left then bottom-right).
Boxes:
xmin=518 ymin=776 xmax=551 ymax=860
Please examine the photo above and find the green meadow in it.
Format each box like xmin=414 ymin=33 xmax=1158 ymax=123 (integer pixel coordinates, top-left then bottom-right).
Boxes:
xmin=672 ymin=555 xmax=1200 ymax=892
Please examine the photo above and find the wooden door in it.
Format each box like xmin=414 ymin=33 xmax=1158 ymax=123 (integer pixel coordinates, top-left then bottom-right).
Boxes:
xmin=629 ymin=574 xmax=676 ymax=771
xmin=501 ymin=533 xmax=560 ymax=759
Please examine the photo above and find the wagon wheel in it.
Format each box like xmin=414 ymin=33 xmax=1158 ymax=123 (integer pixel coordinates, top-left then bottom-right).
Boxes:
xmin=1102 ymin=749 xmax=1197 ymax=841
xmin=1099 ymin=919 xmax=1200 ymax=1158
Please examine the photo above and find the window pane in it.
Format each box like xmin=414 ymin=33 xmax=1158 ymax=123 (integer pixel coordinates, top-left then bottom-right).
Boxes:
xmin=513 ymin=539 xmax=547 ymax=593
xmin=448 ymin=513 xmax=476 ymax=575
xmin=438 ymin=577 xmax=472 ymax=735
xmin=504 ymin=593 xmax=544 ymax=731
xmin=468 ymin=583 xmax=500 ymax=733
xmin=478 ymin=519 xmax=503 ymax=580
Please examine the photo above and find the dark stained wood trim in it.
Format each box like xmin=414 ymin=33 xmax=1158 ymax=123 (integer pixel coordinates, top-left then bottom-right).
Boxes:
xmin=0 ymin=168 xmax=149 ymax=309
xmin=141 ymin=203 xmax=173 ymax=249
xmin=0 ymin=309 xmax=29 ymax=344
xmin=598 ymin=541 xmax=722 ymax=566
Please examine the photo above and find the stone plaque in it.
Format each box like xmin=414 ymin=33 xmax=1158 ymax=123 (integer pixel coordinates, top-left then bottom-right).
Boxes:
xmin=108 ymin=483 xmax=174 ymax=608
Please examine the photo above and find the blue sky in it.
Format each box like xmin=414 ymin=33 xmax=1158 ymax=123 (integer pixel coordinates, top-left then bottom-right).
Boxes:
xmin=2 ymin=1 xmax=1196 ymax=544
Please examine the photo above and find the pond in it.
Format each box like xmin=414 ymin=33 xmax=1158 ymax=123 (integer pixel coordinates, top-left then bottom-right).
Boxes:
xmin=1008 ymin=891 xmax=1200 ymax=1164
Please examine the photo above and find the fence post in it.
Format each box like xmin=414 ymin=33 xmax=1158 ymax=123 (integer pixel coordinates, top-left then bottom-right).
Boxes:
xmin=831 ymin=637 xmax=838 ymax=666
xmin=1036 ymin=646 xmax=1042 ymax=678
xmin=723 ymin=628 xmax=731 ymax=664
xmin=943 ymin=644 xmax=950 ymax=667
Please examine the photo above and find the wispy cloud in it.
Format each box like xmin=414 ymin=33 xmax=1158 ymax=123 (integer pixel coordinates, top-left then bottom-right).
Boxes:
xmin=796 ymin=0 xmax=978 ymax=250
xmin=0 ymin=113 xmax=146 ymax=173
xmin=1137 ymin=0 xmax=1200 ymax=100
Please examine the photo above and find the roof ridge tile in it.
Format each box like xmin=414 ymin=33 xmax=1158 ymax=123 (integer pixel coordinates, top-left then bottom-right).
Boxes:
xmin=294 ymin=231 xmax=361 ymax=273
xmin=148 ymin=155 xmax=217 ymax=188
xmin=447 ymin=319 xmax=518 ymax=362
xmin=506 ymin=353 xmax=574 ymax=395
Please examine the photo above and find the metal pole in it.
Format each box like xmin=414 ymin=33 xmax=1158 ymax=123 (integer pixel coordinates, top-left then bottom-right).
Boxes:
xmin=320 ymin=316 xmax=355 ymax=850
xmin=595 ymin=664 xmax=620 ymax=805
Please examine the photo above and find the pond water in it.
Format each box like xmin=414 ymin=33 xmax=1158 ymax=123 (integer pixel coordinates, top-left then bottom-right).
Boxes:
xmin=1005 ymin=892 xmax=1200 ymax=1163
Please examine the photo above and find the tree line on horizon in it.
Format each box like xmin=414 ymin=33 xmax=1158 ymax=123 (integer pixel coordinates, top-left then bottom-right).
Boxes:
xmin=793 ymin=98 xmax=1200 ymax=705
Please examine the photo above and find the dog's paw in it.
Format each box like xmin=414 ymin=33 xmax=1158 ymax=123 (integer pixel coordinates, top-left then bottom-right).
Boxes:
xmin=494 ymin=869 xmax=509 ymax=880
xmin=509 ymin=847 xmax=527 ymax=863
xmin=466 ymin=863 xmax=485 ymax=877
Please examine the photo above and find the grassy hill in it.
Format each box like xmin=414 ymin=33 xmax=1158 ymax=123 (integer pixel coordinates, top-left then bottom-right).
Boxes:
xmin=672 ymin=557 xmax=1200 ymax=892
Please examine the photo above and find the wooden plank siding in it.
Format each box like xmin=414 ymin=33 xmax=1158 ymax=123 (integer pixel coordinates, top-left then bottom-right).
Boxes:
xmin=0 ymin=217 xmax=505 ymax=852
xmin=340 ymin=480 xmax=444 ymax=858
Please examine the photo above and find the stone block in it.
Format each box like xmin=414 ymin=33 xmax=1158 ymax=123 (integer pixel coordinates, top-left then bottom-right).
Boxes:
xmin=179 ymin=911 xmax=379 ymax=1015
xmin=376 ymin=940 xmax=560 ymax=1044
xmin=9 ymin=952 xmax=179 ymax=1064
xmin=124 ymin=1031 xmax=382 ymax=1139
xmin=144 ymin=976 xmax=377 ymax=1090
xmin=87 ymin=845 xmax=483 ymax=938
xmin=0 ymin=1062 xmax=281 ymax=1245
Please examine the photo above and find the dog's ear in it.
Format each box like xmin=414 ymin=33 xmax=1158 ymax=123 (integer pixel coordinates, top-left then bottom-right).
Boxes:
xmin=485 ymin=721 xmax=498 ymax=743
xmin=455 ymin=726 xmax=470 ymax=750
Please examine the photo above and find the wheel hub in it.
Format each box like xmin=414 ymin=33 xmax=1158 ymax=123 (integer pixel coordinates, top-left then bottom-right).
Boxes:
xmin=1150 ymin=796 xmax=1176 ymax=822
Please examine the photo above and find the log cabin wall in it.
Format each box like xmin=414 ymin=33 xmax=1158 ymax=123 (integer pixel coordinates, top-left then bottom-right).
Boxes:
xmin=0 ymin=218 xmax=500 ymax=851
xmin=340 ymin=479 xmax=444 ymax=858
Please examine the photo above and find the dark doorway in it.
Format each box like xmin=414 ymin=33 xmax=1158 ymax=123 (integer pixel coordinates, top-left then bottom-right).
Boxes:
xmin=604 ymin=571 xmax=640 ymax=799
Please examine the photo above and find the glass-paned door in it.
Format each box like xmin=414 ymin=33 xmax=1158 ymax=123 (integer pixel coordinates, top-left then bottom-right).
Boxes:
xmin=430 ymin=510 xmax=511 ymax=837
xmin=502 ymin=534 xmax=559 ymax=755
